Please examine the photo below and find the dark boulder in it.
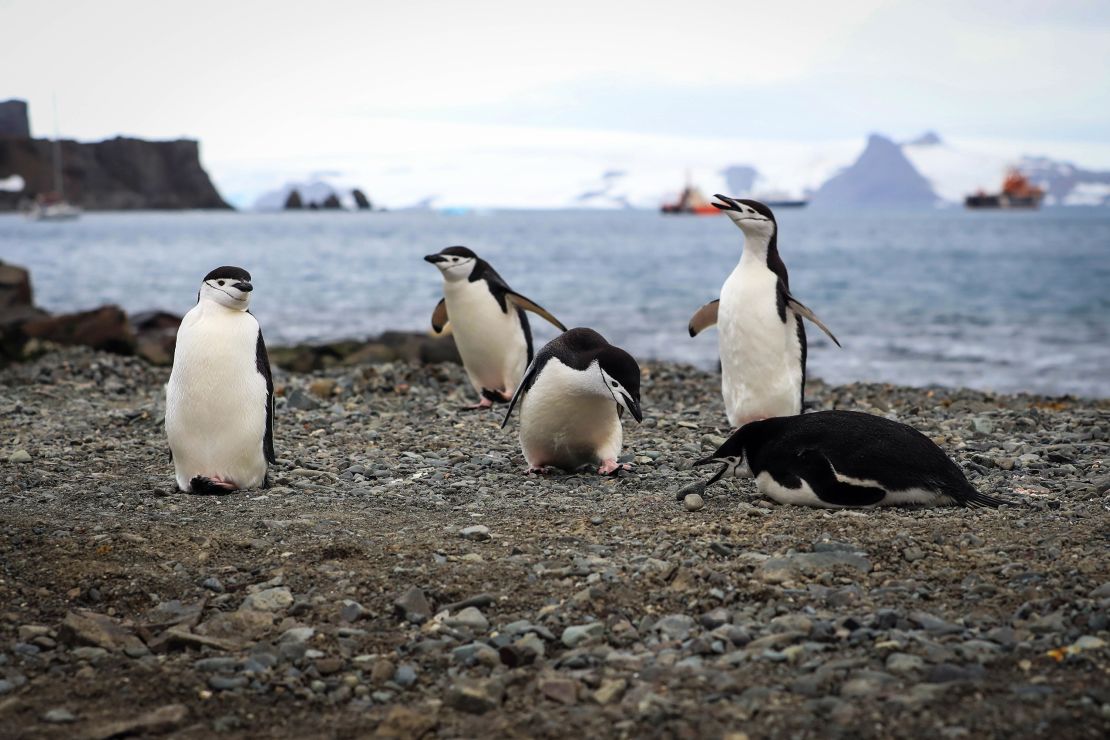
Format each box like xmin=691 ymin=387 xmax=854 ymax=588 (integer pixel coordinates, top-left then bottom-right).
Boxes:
xmin=23 ymin=305 xmax=136 ymax=354
xmin=321 ymin=194 xmax=342 ymax=209
xmin=0 ymin=260 xmax=47 ymax=360
xmin=131 ymin=310 xmax=182 ymax=366
xmin=352 ymin=189 xmax=371 ymax=210
xmin=283 ymin=190 xmax=303 ymax=209
xmin=269 ymin=332 xmax=460 ymax=373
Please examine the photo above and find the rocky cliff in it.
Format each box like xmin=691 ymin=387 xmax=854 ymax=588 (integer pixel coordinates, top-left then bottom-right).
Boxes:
xmin=810 ymin=134 xmax=939 ymax=209
xmin=0 ymin=98 xmax=230 ymax=211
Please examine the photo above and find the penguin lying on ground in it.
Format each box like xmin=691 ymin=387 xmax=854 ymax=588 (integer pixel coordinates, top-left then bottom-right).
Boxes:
xmin=695 ymin=410 xmax=1006 ymax=508
xmin=689 ymin=196 xmax=839 ymax=428
xmin=502 ymin=328 xmax=642 ymax=475
xmin=425 ymin=246 xmax=566 ymax=409
xmin=165 ymin=266 xmax=275 ymax=494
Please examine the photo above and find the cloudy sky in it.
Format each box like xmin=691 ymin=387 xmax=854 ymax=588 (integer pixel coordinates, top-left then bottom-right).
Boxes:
xmin=4 ymin=0 xmax=1109 ymax=206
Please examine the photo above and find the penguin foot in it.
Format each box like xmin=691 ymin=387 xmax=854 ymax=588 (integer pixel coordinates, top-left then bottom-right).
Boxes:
xmin=526 ymin=465 xmax=555 ymax=475
xmin=464 ymin=397 xmax=495 ymax=410
xmin=597 ymin=459 xmax=632 ymax=476
xmin=187 ymin=475 xmax=238 ymax=495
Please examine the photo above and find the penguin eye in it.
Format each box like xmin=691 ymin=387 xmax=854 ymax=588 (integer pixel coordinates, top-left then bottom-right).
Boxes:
xmin=611 ymin=381 xmax=618 ymax=388
xmin=217 ymin=280 xmax=225 ymax=286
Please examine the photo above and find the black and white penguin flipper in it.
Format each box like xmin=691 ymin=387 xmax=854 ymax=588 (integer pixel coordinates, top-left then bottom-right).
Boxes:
xmin=785 ymin=294 xmax=840 ymax=347
xmin=687 ymin=300 xmax=719 ymax=337
xmin=503 ymin=291 xmax=567 ymax=331
xmin=166 ymin=266 xmax=274 ymax=494
xmin=502 ymin=328 xmax=642 ymax=475
xmin=430 ymin=298 xmax=449 ymax=334
xmin=425 ymin=246 xmax=565 ymax=409
xmin=695 ymin=410 xmax=1008 ymax=508
xmin=255 ymin=329 xmax=276 ymax=465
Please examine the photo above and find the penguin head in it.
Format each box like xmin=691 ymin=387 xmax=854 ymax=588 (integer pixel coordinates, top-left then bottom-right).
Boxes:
xmin=199 ymin=266 xmax=253 ymax=310
xmin=712 ymin=195 xmax=776 ymax=242
xmin=424 ymin=246 xmax=477 ymax=283
xmin=596 ymin=346 xmax=643 ymax=423
xmin=694 ymin=428 xmax=753 ymax=485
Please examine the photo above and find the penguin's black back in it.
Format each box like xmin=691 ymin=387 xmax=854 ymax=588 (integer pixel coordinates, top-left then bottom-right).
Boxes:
xmin=744 ymin=411 xmax=1002 ymax=507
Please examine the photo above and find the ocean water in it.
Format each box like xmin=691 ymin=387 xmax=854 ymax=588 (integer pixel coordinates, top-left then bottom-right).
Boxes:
xmin=1 ymin=209 xmax=1108 ymax=398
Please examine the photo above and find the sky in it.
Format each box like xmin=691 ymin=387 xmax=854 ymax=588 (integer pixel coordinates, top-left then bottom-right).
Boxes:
xmin=3 ymin=0 xmax=1109 ymax=207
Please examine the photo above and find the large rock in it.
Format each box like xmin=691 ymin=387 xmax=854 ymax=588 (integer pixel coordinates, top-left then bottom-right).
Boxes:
xmin=0 ymin=99 xmax=30 ymax=138
xmin=352 ymin=189 xmax=372 ymax=210
xmin=23 ymin=305 xmax=136 ymax=354
xmin=0 ymin=130 xmax=230 ymax=211
xmin=0 ymin=261 xmax=47 ymax=359
xmin=131 ymin=310 xmax=181 ymax=366
xmin=0 ymin=260 xmax=34 ymax=309
xmin=269 ymin=331 xmax=460 ymax=372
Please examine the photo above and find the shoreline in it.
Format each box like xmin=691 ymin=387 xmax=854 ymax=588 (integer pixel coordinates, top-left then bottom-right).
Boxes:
xmin=1 ymin=347 xmax=1107 ymax=737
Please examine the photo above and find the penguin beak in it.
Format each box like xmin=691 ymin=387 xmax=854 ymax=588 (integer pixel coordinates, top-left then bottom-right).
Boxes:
xmin=693 ymin=457 xmax=729 ymax=485
xmin=624 ymin=395 xmax=643 ymax=423
xmin=233 ymin=282 xmax=253 ymax=292
xmin=712 ymin=194 xmax=741 ymax=212
xmin=424 ymin=254 xmax=447 ymax=264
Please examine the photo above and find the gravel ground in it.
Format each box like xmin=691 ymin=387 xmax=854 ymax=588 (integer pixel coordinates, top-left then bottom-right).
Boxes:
xmin=1 ymin=347 xmax=1108 ymax=739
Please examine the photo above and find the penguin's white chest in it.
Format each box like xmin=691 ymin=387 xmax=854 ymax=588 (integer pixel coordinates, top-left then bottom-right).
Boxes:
xmin=444 ymin=280 xmax=528 ymax=395
xmin=517 ymin=361 xmax=622 ymax=469
xmin=165 ymin=305 xmax=268 ymax=490
xmin=718 ymin=260 xmax=803 ymax=426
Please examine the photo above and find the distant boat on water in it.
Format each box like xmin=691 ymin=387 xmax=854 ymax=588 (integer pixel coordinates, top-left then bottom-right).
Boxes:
xmin=27 ymin=99 xmax=81 ymax=222
xmin=965 ymin=170 xmax=1044 ymax=209
xmin=661 ymin=177 xmax=719 ymax=215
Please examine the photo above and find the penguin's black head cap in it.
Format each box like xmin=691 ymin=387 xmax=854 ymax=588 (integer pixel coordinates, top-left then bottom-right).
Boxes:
xmin=199 ymin=265 xmax=254 ymax=309
xmin=597 ymin=345 xmax=643 ymax=423
xmin=424 ymin=246 xmax=479 ymax=280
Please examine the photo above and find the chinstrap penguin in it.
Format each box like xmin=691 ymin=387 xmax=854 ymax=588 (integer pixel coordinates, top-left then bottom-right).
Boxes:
xmin=425 ymin=246 xmax=566 ymax=409
xmin=502 ymin=328 xmax=643 ymax=475
xmin=165 ymin=266 xmax=275 ymax=494
xmin=695 ymin=410 xmax=1006 ymax=508
xmin=689 ymin=195 xmax=839 ymax=428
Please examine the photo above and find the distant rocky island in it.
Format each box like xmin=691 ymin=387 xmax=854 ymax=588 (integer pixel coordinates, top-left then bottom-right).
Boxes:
xmin=0 ymin=99 xmax=229 ymax=212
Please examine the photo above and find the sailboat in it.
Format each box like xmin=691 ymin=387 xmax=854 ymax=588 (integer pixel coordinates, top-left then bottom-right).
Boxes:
xmin=27 ymin=99 xmax=81 ymax=221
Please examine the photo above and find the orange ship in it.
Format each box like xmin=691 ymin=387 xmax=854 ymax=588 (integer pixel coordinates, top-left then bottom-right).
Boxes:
xmin=966 ymin=169 xmax=1045 ymax=209
xmin=661 ymin=181 xmax=720 ymax=215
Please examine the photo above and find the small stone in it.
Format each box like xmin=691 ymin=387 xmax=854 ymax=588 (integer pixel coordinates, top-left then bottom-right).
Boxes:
xmin=445 ymin=677 xmax=503 ymax=714
xmin=241 ymin=587 xmax=293 ymax=612
xmin=674 ymin=480 xmax=707 ymax=502
xmin=459 ymin=525 xmax=491 ymax=542
xmin=285 ymin=388 xmax=320 ymax=411
xmin=539 ymin=676 xmax=578 ymax=705
xmin=1089 ymin=582 xmax=1110 ymax=599
xmin=8 ymin=449 xmax=32 ymax=464
xmin=446 ymin=606 xmax=489 ymax=632
xmin=593 ymin=678 xmax=627 ymax=705
xmin=340 ymin=600 xmax=366 ymax=622
xmin=561 ymin=622 xmax=604 ymax=648
xmin=315 ymin=657 xmax=343 ymax=675
xmin=393 ymin=587 xmax=432 ymax=624
xmin=903 ymin=547 xmax=926 ymax=562
xmin=371 ymin=659 xmax=396 ymax=684
xmin=201 ymin=577 xmax=224 ymax=593
xmin=886 ymin=652 xmax=926 ymax=675
xmin=683 ymin=493 xmax=705 ymax=512
xmin=42 ymin=708 xmax=77 ymax=724
xmin=655 ymin=614 xmax=696 ymax=641
xmin=393 ymin=664 xmax=418 ymax=688
xmin=208 ymin=675 xmax=248 ymax=691
xmin=308 ymin=378 xmax=337 ymax=399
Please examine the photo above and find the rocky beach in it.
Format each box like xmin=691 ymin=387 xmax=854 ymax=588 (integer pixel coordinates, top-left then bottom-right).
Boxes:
xmin=0 ymin=347 xmax=1107 ymax=738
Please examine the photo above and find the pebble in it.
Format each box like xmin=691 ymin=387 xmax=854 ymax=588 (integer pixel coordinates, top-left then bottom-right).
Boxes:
xmin=241 ymin=587 xmax=293 ymax=612
xmin=42 ymin=708 xmax=76 ymax=723
xmin=393 ymin=587 xmax=432 ymax=624
xmin=446 ymin=606 xmax=489 ymax=632
xmin=562 ymin=622 xmax=604 ymax=648
xmin=683 ymin=493 xmax=705 ymax=512
xmin=445 ymin=678 xmax=503 ymax=714
xmin=8 ymin=449 xmax=32 ymax=463
xmin=459 ymin=525 xmax=491 ymax=541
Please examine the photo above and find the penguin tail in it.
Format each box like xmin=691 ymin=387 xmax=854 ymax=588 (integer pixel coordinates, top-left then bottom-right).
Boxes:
xmin=955 ymin=485 xmax=1008 ymax=509
xmin=188 ymin=476 xmax=238 ymax=496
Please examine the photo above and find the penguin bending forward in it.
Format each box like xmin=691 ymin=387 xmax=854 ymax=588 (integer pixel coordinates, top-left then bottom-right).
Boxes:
xmin=502 ymin=328 xmax=643 ymax=475
xmin=695 ymin=410 xmax=1006 ymax=508
xmin=165 ymin=266 xmax=275 ymax=494
xmin=689 ymin=196 xmax=839 ymax=428
xmin=425 ymin=246 xmax=566 ymax=409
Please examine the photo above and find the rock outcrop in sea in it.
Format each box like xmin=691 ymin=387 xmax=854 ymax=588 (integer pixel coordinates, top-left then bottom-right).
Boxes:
xmin=810 ymin=134 xmax=939 ymax=209
xmin=0 ymin=99 xmax=229 ymax=211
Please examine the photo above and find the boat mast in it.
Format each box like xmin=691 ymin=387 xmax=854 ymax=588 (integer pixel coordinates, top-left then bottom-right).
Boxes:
xmin=52 ymin=95 xmax=63 ymax=197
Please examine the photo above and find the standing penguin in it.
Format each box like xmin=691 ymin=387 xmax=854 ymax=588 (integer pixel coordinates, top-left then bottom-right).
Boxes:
xmin=501 ymin=328 xmax=642 ymax=475
xmin=689 ymin=196 xmax=839 ymax=427
xmin=425 ymin=246 xmax=566 ymax=409
xmin=165 ymin=266 xmax=275 ymax=494
xmin=694 ymin=410 xmax=1006 ymax=508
